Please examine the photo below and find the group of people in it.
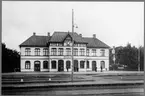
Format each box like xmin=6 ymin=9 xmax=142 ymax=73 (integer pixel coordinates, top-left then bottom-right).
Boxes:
xmin=66 ymin=66 xmax=103 ymax=72
xmin=95 ymin=66 xmax=103 ymax=72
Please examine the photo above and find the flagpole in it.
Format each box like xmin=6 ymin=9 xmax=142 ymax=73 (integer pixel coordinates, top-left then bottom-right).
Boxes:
xmin=71 ymin=9 xmax=74 ymax=82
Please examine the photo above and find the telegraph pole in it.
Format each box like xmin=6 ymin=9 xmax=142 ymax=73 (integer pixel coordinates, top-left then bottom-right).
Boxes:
xmin=71 ymin=9 xmax=74 ymax=82
xmin=138 ymin=46 xmax=140 ymax=71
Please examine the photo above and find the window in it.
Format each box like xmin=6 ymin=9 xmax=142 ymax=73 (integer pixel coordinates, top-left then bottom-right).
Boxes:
xmin=25 ymin=48 xmax=31 ymax=56
xmin=100 ymin=49 xmax=105 ymax=56
xmin=51 ymin=61 xmax=56 ymax=69
xmin=66 ymin=61 xmax=71 ymax=69
xmin=43 ymin=48 xmax=48 ymax=56
xmin=86 ymin=49 xmax=89 ymax=56
xmin=87 ymin=61 xmax=89 ymax=68
xmin=66 ymin=48 xmax=71 ymax=56
xmin=73 ymin=48 xmax=78 ymax=56
xmin=101 ymin=61 xmax=105 ymax=68
xmin=80 ymin=61 xmax=85 ymax=68
xmin=92 ymin=49 xmax=96 ymax=56
xmin=25 ymin=61 xmax=31 ymax=69
xmin=43 ymin=61 xmax=48 ymax=69
xmin=80 ymin=48 xmax=85 ymax=56
xmin=51 ymin=48 xmax=57 ymax=56
xmin=58 ymin=48 xmax=63 ymax=56
xmin=35 ymin=48 xmax=40 ymax=56
xmin=74 ymin=44 xmax=78 ymax=47
xmin=58 ymin=43 xmax=62 ymax=46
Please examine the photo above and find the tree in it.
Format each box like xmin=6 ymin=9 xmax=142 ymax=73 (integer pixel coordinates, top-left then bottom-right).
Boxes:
xmin=113 ymin=43 xmax=144 ymax=71
xmin=2 ymin=43 xmax=20 ymax=73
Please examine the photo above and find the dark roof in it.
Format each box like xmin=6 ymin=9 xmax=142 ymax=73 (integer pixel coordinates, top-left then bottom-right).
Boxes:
xmin=50 ymin=32 xmax=87 ymax=43
xmin=19 ymin=35 xmax=51 ymax=47
xmin=83 ymin=37 xmax=110 ymax=48
xmin=20 ymin=32 xmax=110 ymax=48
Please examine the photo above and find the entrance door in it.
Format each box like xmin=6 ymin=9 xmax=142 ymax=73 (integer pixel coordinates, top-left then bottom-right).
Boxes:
xmin=92 ymin=61 xmax=96 ymax=71
xmin=34 ymin=61 xmax=40 ymax=71
xmin=58 ymin=60 xmax=64 ymax=72
xmin=74 ymin=60 xmax=79 ymax=72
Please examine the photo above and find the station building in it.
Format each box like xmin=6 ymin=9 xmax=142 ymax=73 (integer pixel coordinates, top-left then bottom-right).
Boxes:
xmin=19 ymin=32 xmax=110 ymax=72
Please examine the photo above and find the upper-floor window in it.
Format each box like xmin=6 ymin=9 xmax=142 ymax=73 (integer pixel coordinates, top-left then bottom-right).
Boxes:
xmin=92 ymin=49 xmax=96 ymax=56
xmin=58 ymin=48 xmax=63 ymax=56
xmin=66 ymin=48 xmax=71 ymax=56
xmin=35 ymin=48 xmax=40 ymax=56
xmin=51 ymin=48 xmax=57 ymax=56
xmin=25 ymin=48 xmax=31 ymax=56
xmin=86 ymin=49 xmax=89 ymax=56
xmin=74 ymin=44 xmax=78 ymax=47
xmin=58 ymin=43 xmax=63 ymax=46
xmin=100 ymin=49 xmax=105 ymax=56
xmin=73 ymin=48 xmax=78 ymax=56
xmin=43 ymin=48 xmax=48 ymax=56
xmin=80 ymin=48 xmax=85 ymax=56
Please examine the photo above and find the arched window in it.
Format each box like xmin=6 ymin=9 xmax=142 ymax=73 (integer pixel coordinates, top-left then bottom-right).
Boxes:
xmin=35 ymin=48 xmax=40 ymax=56
xmin=73 ymin=48 xmax=78 ymax=56
xmin=43 ymin=48 xmax=48 ymax=56
xmin=51 ymin=60 xmax=56 ymax=69
xmin=66 ymin=61 xmax=71 ymax=69
xmin=25 ymin=61 xmax=31 ymax=69
xmin=80 ymin=61 xmax=85 ymax=68
xmin=101 ymin=61 xmax=105 ymax=68
xmin=87 ymin=61 xmax=89 ymax=68
xmin=43 ymin=61 xmax=48 ymax=69
xmin=25 ymin=48 xmax=31 ymax=56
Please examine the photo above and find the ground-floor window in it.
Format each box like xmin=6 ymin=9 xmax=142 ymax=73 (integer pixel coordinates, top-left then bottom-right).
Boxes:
xmin=51 ymin=61 xmax=56 ymax=69
xmin=66 ymin=60 xmax=71 ymax=69
xmin=43 ymin=61 xmax=48 ymax=69
xmin=25 ymin=61 xmax=31 ymax=69
xmin=80 ymin=61 xmax=85 ymax=68
xmin=87 ymin=61 xmax=89 ymax=68
xmin=101 ymin=61 xmax=105 ymax=68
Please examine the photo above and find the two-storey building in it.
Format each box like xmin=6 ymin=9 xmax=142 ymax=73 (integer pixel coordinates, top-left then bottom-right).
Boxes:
xmin=19 ymin=32 xmax=110 ymax=72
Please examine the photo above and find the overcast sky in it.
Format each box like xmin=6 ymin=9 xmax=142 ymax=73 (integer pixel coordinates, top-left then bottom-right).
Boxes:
xmin=2 ymin=1 xmax=144 ymax=51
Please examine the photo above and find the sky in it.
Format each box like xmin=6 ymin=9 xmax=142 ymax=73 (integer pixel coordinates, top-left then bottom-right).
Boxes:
xmin=2 ymin=1 xmax=144 ymax=51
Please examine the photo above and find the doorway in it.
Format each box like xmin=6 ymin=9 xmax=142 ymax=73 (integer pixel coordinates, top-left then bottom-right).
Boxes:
xmin=34 ymin=61 xmax=40 ymax=72
xmin=58 ymin=60 xmax=64 ymax=72
xmin=92 ymin=61 xmax=96 ymax=71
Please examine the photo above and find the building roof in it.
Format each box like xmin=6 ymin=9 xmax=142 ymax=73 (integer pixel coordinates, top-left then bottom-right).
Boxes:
xmin=50 ymin=32 xmax=87 ymax=43
xmin=20 ymin=32 xmax=110 ymax=48
xmin=83 ymin=37 xmax=110 ymax=48
xmin=19 ymin=35 xmax=51 ymax=47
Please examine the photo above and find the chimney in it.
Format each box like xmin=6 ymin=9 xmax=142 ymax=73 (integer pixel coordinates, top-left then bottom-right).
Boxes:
xmin=33 ymin=32 xmax=36 ymax=36
xmin=93 ymin=34 xmax=96 ymax=38
xmin=48 ymin=32 xmax=50 ymax=37
xmin=79 ymin=34 xmax=82 ymax=37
